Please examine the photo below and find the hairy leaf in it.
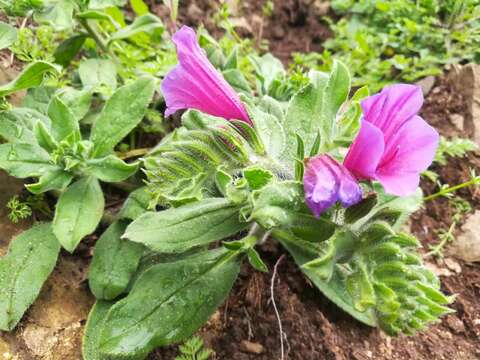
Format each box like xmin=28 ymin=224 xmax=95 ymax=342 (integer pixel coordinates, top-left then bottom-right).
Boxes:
xmin=109 ymin=13 xmax=164 ymax=43
xmin=82 ymin=300 xmax=114 ymax=360
xmin=99 ymin=248 xmax=240 ymax=358
xmin=78 ymin=59 xmax=117 ymax=92
xmin=0 ymin=21 xmax=17 ymax=50
xmin=124 ymin=198 xmax=248 ymax=253
xmin=26 ymin=169 xmax=73 ymax=194
xmin=0 ymin=143 xmax=58 ymax=178
xmin=47 ymin=95 xmax=80 ymax=141
xmin=90 ymin=77 xmax=155 ymax=157
xmin=0 ymin=61 xmax=59 ymax=97
xmin=0 ymin=223 xmax=60 ymax=331
xmin=53 ymin=177 xmax=105 ymax=252
xmin=53 ymin=35 xmax=87 ymax=67
xmin=86 ymin=156 xmax=139 ymax=183
xmin=89 ymin=220 xmax=144 ymax=300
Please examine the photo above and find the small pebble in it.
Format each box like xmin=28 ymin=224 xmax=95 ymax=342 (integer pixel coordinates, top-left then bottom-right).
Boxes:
xmin=240 ymin=340 xmax=265 ymax=354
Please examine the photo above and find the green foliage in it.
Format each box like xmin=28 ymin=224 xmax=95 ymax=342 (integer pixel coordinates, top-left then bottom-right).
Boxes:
xmin=6 ymin=195 xmax=32 ymax=223
xmin=0 ymin=22 xmax=17 ymax=50
xmin=175 ymin=336 xmax=213 ymax=360
xmin=296 ymin=0 xmax=480 ymax=89
xmin=434 ymin=136 xmax=477 ymax=165
xmin=0 ymin=223 xmax=60 ymax=331
xmin=82 ymin=300 xmax=114 ymax=360
xmin=98 ymin=248 xmax=241 ymax=359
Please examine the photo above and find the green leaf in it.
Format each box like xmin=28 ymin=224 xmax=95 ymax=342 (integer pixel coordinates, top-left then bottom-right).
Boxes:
xmin=34 ymin=121 xmax=57 ymax=152
xmin=34 ymin=0 xmax=75 ymax=30
xmin=244 ymin=166 xmax=273 ymax=190
xmin=47 ymin=95 xmax=80 ymax=141
xmin=0 ymin=22 xmax=17 ymax=50
xmin=86 ymin=156 xmax=139 ymax=182
xmin=131 ymin=0 xmax=149 ymax=15
xmin=247 ymin=248 xmax=268 ymax=272
xmin=245 ymin=101 xmax=286 ymax=159
xmin=0 ymin=223 xmax=60 ymax=331
xmin=249 ymin=53 xmax=285 ymax=94
xmin=222 ymin=69 xmax=252 ymax=95
xmin=90 ymin=77 xmax=155 ymax=157
xmin=53 ymin=35 xmax=87 ymax=67
xmin=58 ymin=88 xmax=93 ymax=122
xmin=89 ymin=220 xmax=144 ymax=300
xmin=83 ymin=301 xmax=114 ymax=360
xmin=99 ymin=248 xmax=240 ymax=358
xmin=0 ymin=108 xmax=50 ymax=144
xmin=53 ymin=177 xmax=105 ymax=253
xmin=26 ymin=169 xmax=73 ymax=194
xmin=118 ymin=186 xmax=150 ymax=221
xmin=89 ymin=0 xmax=127 ymax=9
xmin=76 ymin=10 xmax=115 ymax=22
xmin=78 ymin=59 xmax=117 ymax=92
xmin=124 ymin=198 xmax=248 ymax=253
xmin=109 ymin=14 xmax=164 ymax=43
xmin=276 ymin=230 xmax=377 ymax=326
xmin=22 ymin=87 xmax=56 ymax=115
xmin=0 ymin=143 xmax=57 ymax=178
xmin=0 ymin=61 xmax=59 ymax=97
xmin=283 ymin=60 xmax=350 ymax=160
xmin=344 ymin=195 xmax=378 ymax=224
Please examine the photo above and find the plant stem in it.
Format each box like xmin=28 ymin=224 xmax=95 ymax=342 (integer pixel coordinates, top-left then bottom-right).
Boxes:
xmin=79 ymin=19 xmax=120 ymax=66
xmin=423 ymin=176 xmax=480 ymax=201
xmin=117 ymin=147 xmax=152 ymax=160
xmin=425 ymin=221 xmax=456 ymax=258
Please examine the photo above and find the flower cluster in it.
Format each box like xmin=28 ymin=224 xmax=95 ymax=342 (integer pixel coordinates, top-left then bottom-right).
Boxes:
xmin=162 ymin=26 xmax=439 ymax=217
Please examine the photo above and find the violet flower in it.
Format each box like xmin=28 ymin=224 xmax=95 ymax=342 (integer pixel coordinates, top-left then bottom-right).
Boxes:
xmin=161 ymin=26 xmax=251 ymax=124
xmin=344 ymin=84 xmax=439 ymax=196
xmin=304 ymin=155 xmax=362 ymax=217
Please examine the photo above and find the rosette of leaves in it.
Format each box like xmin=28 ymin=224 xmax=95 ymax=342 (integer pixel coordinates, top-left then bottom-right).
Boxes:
xmin=0 ymin=76 xmax=155 ymax=252
xmin=83 ymin=61 xmax=452 ymax=359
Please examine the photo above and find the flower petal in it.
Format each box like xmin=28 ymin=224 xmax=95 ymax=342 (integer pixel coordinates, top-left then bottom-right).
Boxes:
xmin=344 ymin=120 xmax=385 ymax=180
xmin=361 ymin=84 xmax=423 ymax=143
xmin=161 ymin=26 xmax=251 ymax=124
xmin=304 ymin=156 xmax=339 ymax=217
xmin=376 ymin=115 xmax=439 ymax=196
xmin=304 ymin=155 xmax=362 ymax=217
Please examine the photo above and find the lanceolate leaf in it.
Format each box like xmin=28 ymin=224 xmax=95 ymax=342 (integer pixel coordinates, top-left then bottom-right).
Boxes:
xmin=99 ymin=248 xmax=240 ymax=358
xmin=82 ymin=301 xmax=114 ymax=360
xmin=109 ymin=13 xmax=164 ymax=43
xmin=0 ymin=143 xmax=58 ymax=178
xmin=118 ymin=187 xmax=151 ymax=221
xmin=124 ymin=198 xmax=248 ymax=253
xmin=53 ymin=177 xmax=105 ymax=253
xmin=86 ymin=156 xmax=139 ymax=183
xmin=89 ymin=220 xmax=144 ymax=300
xmin=0 ymin=61 xmax=59 ymax=97
xmin=0 ymin=223 xmax=61 ymax=331
xmin=26 ymin=169 xmax=73 ymax=194
xmin=53 ymin=35 xmax=87 ymax=67
xmin=78 ymin=59 xmax=118 ymax=92
xmin=90 ymin=77 xmax=155 ymax=157
xmin=47 ymin=96 xmax=80 ymax=141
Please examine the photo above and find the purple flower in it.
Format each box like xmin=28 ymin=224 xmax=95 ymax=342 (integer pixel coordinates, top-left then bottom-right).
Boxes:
xmin=344 ymin=84 xmax=439 ymax=196
xmin=304 ymin=155 xmax=362 ymax=217
xmin=161 ymin=26 xmax=251 ymax=124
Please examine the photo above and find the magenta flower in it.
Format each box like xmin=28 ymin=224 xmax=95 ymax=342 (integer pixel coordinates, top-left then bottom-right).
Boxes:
xmin=304 ymin=155 xmax=362 ymax=217
xmin=344 ymin=84 xmax=439 ymax=196
xmin=161 ymin=26 xmax=251 ymax=124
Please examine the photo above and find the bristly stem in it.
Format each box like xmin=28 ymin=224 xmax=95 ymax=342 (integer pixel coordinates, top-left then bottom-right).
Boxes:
xmin=423 ymin=176 xmax=480 ymax=202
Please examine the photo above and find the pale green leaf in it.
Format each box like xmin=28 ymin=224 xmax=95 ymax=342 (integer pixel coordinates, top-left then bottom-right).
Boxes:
xmin=0 ymin=143 xmax=57 ymax=178
xmin=47 ymin=95 xmax=80 ymax=141
xmin=86 ymin=155 xmax=139 ymax=182
xmin=78 ymin=59 xmax=117 ymax=92
xmin=0 ymin=22 xmax=17 ymax=50
xmin=109 ymin=14 xmax=163 ymax=43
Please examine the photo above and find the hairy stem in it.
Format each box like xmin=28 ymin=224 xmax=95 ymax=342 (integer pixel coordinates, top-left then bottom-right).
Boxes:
xmin=424 ymin=176 xmax=480 ymax=201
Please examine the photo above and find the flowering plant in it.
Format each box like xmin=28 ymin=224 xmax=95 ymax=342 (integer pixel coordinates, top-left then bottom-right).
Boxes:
xmin=0 ymin=14 xmax=453 ymax=358
xmin=88 ymin=26 xmax=451 ymax=358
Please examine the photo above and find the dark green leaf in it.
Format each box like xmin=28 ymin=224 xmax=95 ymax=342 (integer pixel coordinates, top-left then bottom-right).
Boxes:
xmin=124 ymin=198 xmax=248 ymax=253
xmin=344 ymin=195 xmax=378 ymax=224
xmin=53 ymin=35 xmax=87 ymax=67
xmin=247 ymin=248 xmax=268 ymax=272
xmin=99 ymin=249 xmax=240 ymax=358
xmin=0 ymin=223 xmax=60 ymax=331
xmin=90 ymin=77 xmax=155 ymax=157
xmin=0 ymin=61 xmax=59 ymax=97
xmin=82 ymin=301 xmax=114 ymax=360
xmin=86 ymin=156 xmax=139 ymax=183
xmin=53 ymin=177 xmax=105 ymax=252
xmin=222 ymin=69 xmax=252 ymax=95
xmin=89 ymin=220 xmax=144 ymax=300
